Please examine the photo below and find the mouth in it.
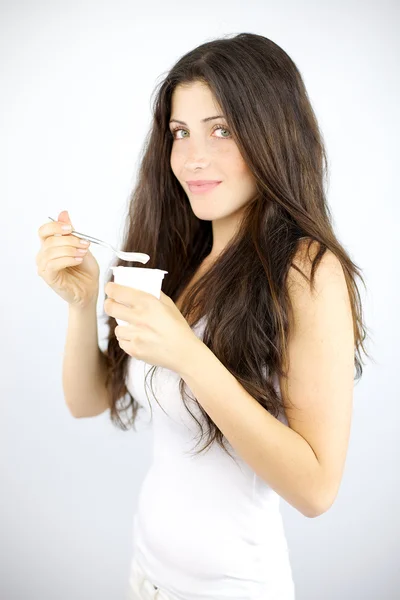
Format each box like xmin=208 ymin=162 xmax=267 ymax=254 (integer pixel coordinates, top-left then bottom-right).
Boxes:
xmin=187 ymin=181 xmax=222 ymax=194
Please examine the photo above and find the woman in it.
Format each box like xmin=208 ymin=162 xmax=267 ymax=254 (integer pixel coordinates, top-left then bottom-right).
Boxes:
xmin=38 ymin=32 xmax=370 ymax=600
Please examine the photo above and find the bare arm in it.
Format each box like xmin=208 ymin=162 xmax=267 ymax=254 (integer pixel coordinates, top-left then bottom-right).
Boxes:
xmin=178 ymin=245 xmax=354 ymax=518
xmin=62 ymin=298 xmax=110 ymax=418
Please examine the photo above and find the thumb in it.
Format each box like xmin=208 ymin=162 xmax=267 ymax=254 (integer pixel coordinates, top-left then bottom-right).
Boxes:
xmin=57 ymin=210 xmax=74 ymax=228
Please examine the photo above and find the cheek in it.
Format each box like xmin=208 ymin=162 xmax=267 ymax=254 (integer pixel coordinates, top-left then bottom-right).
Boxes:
xmin=170 ymin=146 xmax=182 ymax=173
xmin=229 ymin=154 xmax=253 ymax=186
xmin=230 ymin=150 xmax=249 ymax=174
xmin=230 ymin=155 xmax=258 ymax=200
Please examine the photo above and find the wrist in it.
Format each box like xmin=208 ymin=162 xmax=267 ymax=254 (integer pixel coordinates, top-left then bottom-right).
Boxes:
xmin=69 ymin=294 xmax=98 ymax=313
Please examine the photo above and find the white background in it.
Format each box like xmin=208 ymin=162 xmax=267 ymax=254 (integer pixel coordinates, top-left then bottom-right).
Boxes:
xmin=1 ymin=1 xmax=398 ymax=598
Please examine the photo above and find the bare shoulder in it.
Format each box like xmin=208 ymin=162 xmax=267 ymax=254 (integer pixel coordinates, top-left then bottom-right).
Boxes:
xmin=287 ymin=238 xmax=346 ymax=296
xmin=285 ymin=237 xmax=353 ymax=371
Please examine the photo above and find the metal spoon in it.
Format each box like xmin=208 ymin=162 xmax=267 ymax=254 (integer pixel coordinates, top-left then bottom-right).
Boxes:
xmin=47 ymin=216 xmax=150 ymax=264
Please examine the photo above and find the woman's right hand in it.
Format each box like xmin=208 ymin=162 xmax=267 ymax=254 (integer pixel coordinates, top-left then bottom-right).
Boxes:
xmin=36 ymin=210 xmax=100 ymax=309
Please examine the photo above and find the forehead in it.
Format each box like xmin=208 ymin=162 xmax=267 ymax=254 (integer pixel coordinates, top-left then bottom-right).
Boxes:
xmin=170 ymin=82 xmax=222 ymax=116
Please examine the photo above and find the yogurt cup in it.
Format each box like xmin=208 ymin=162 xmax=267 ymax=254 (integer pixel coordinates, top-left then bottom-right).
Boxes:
xmin=109 ymin=266 xmax=168 ymax=326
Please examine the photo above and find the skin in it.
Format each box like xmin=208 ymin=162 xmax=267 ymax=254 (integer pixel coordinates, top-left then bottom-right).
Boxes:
xmin=169 ymin=81 xmax=258 ymax=260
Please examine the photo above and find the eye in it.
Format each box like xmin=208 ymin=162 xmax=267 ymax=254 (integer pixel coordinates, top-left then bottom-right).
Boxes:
xmin=169 ymin=124 xmax=232 ymax=140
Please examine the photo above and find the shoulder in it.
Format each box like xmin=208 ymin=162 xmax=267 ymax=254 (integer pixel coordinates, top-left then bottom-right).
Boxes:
xmin=284 ymin=238 xmax=350 ymax=329
xmin=285 ymin=237 xmax=353 ymax=356
xmin=287 ymin=238 xmax=346 ymax=297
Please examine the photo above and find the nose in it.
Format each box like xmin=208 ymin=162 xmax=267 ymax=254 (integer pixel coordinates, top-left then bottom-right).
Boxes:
xmin=184 ymin=150 xmax=211 ymax=171
xmin=181 ymin=136 xmax=212 ymax=168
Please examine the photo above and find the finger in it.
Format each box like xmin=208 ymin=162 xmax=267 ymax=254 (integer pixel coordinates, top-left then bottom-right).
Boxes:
xmin=104 ymin=298 xmax=137 ymax=324
xmin=114 ymin=325 xmax=132 ymax=341
xmin=42 ymin=232 xmax=90 ymax=251
xmin=105 ymin=282 xmax=151 ymax=306
xmin=38 ymin=221 xmax=73 ymax=242
xmin=36 ymin=243 xmax=89 ymax=272
xmin=158 ymin=290 xmax=174 ymax=305
xmin=116 ymin=338 xmax=131 ymax=355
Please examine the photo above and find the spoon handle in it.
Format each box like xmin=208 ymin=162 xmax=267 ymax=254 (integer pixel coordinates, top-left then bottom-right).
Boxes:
xmin=47 ymin=216 xmax=151 ymax=263
xmin=47 ymin=216 xmax=110 ymax=247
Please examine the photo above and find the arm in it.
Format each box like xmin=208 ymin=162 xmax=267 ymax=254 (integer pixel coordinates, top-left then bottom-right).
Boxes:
xmin=62 ymin=298 xmax=110 ymax=418
xmin=179 ymin=245 xmax=354 ymax=518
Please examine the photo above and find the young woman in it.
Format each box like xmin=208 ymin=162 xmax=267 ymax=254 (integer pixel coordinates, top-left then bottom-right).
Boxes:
xmin=37 ymin=32 xmax=370 ymax=600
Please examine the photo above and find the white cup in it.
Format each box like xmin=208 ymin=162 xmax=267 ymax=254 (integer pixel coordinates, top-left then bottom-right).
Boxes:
xmin=109 ymin=266 xmax=168 ymax=326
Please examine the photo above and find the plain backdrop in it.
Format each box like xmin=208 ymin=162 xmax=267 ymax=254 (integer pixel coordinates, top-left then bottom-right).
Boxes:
xmin=1 ymin=1 xmax=399 ymax=599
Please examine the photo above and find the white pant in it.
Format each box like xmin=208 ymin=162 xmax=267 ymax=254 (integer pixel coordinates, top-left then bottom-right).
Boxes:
xmin=127 ymin=556 xmax=178 ymax=600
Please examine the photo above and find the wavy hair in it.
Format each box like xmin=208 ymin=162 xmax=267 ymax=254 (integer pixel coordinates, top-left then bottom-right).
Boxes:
xmin=100 ymin=32 xmax=372 ymax=460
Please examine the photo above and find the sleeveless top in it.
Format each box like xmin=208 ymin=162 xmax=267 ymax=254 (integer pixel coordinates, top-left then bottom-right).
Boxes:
xmin=125 ymin=315 xmax=295 ymax=599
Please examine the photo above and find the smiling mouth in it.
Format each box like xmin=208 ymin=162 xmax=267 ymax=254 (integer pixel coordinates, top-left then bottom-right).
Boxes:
xmin=187 ymin=182 xmax=222 ymax=194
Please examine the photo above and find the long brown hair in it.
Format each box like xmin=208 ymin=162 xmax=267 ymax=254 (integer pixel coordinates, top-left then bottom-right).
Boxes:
xmin=100 ymin=32 xmax=372 ymax=459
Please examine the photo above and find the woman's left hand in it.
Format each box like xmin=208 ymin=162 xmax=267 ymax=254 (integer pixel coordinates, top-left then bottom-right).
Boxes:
xmin=104 ymin=282 xmax=201 ymax=374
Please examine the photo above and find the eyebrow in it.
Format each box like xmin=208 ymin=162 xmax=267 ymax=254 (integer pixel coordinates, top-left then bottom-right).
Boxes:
xmin=169 ymin=115 xmax=226 ymax=126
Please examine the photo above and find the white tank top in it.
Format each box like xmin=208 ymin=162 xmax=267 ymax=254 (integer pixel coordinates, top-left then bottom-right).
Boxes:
xmin=125 ymin=315 xmax=295 ymax=599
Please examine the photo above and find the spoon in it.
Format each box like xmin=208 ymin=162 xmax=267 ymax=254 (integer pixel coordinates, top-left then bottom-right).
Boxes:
xmin=47 ymin=216 xmax=150 ymax=264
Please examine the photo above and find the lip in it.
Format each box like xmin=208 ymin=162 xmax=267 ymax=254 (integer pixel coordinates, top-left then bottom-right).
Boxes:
xmin=187 ymin=181 xmax=221 ymax=194
xmin=186 ymin=180 xmax=222 ymax=185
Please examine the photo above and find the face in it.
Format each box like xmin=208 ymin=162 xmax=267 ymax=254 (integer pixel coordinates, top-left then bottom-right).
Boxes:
xmin=169 ymin=81 xmax=258 ymax=254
